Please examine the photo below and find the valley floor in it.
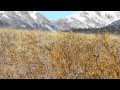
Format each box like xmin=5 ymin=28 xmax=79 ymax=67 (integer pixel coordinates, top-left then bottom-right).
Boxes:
xmin=0 ymin=28 xmax=119 ymax=79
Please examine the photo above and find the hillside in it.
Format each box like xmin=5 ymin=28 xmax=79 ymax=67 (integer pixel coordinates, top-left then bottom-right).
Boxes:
xmin=106 ymin=19 xmax=120 ymax=29
xmin=53 ymin=11 xmax=120 ymax=30
xmin=0 ymin=28 xmax=119 ymax=79
xmin=1 ymin=11 xmax=120 ymax=32
xmin=0 ymin=11 xmax=57 ymax=31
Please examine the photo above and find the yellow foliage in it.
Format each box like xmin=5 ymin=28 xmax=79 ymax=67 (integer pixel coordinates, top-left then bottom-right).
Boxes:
xmin=0 ymin=28 xmax=119 ymax=79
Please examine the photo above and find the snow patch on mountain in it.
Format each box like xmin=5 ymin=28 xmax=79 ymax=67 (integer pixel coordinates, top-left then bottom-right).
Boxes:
xmin=3 ymin=14 xmax=9 ymax=19
xmin=15 ymin=11 xmax=22 ymax=17
xmin=45 ymin=25 xmax=56 ymax=32
xmin=53 ymin=11 xmax=120 ymax=30
xmin=0 ymin=11 xmax=4 ymax=13
xmin=29 ymin=12 xmax=37 ymax=21
xmin=0 ymin=11 xmax=57 ymax=31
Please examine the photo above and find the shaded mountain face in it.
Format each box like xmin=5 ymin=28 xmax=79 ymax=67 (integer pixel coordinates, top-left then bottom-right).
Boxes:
xmin=106 ymin=19 xmax=120 ymax=29
xmin=53 ymin=11 xmax=120 ymax=31
xmin=0 ymin=11 xmax=57 ymax=31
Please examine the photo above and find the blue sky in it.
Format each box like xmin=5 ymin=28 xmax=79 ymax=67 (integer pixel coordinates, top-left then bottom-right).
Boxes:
xmin=39 ymin=11 xmax=77 ymax=21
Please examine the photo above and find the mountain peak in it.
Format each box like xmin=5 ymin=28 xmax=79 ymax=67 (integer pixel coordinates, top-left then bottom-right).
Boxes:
xmin=0 ymin=11 xmax=57 ymax=31
xmin=53 ymin=11 xmax=120 ymax=30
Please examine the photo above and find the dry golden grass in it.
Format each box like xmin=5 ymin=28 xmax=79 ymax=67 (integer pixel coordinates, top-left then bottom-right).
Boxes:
xmin=0 ymin=28 xmax=119 ymax=79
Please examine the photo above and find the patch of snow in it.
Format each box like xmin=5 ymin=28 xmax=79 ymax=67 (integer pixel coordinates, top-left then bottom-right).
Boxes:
xmin=33 ymin=11 xmax=37 ymax=14
xmin=15 ymin=11 xmax=22 ymax=17
xmin=3 ymin=14 xmax=9 ymax=19
xmin=45 ymin=25 xmax=56 ymax=32
xmin=87 ymin=23 xmax=96 ymax=27
xmin=29 ymin=12 xmax=37 ymax=21
xmin=0 ymin=11 xmax=4 ymax=13
xmin=14 ymin=11 xmax=27 ymax=23
xmin=67 ymin=17 xmax=74 ymax=22
xmin=68 ymin=14 xmax=86 ymax=23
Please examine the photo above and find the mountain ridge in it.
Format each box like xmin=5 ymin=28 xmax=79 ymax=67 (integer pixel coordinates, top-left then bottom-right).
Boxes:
xmin=0 ymin=11 xmax=120 ymax=32
xmin=0 ymin=11 xmax=57 ymax=31
xmin=53 ymin=11 xmax=120 ymax=31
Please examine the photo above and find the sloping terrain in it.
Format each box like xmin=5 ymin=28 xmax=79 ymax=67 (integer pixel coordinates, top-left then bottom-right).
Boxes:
xmin=0 ymin=11 xmax=57 ymax=31
xmin=53 ymin=11 xmax=120 ymax=30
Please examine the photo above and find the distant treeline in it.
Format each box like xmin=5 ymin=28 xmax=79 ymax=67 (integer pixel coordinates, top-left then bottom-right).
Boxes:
xmin=63 ymin=27 xmax=120 ymax=34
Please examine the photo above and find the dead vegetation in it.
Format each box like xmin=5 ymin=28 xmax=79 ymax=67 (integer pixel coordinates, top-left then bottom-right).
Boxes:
xmin=0 ymin=28 xmax=119 ymax=79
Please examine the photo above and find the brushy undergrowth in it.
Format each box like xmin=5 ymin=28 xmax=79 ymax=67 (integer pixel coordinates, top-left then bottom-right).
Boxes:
xmin=0 ymin=28 xmax=119 ymax=79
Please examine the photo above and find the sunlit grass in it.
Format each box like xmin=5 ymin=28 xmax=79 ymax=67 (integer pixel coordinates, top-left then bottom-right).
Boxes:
xmin=0 ymin=28 xmax=119 ymax=79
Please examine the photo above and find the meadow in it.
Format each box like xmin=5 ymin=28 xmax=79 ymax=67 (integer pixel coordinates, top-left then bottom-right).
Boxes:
xmin=0 ymin=28 xmax=119 ymax=79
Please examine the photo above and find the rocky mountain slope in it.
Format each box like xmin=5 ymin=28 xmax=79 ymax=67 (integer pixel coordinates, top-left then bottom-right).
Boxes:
xmin=0 ymin=11 xmax=57 ymax=31
xmin=53 ymin=11 xmax=120 ymax=31
xmin=106 ymin=19 xmax=120 ymax=29
xmin=1 ymin=11 xmax=120 ymax=32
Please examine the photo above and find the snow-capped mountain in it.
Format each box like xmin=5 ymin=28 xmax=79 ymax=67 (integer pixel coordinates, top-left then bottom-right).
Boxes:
xmin=1 ymin=11 xmax=120 ymax=32
xmin=0 ymin=11 xmax=57 ymax=31
xmin=53 ymin=11 xmax=120 ymax=30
